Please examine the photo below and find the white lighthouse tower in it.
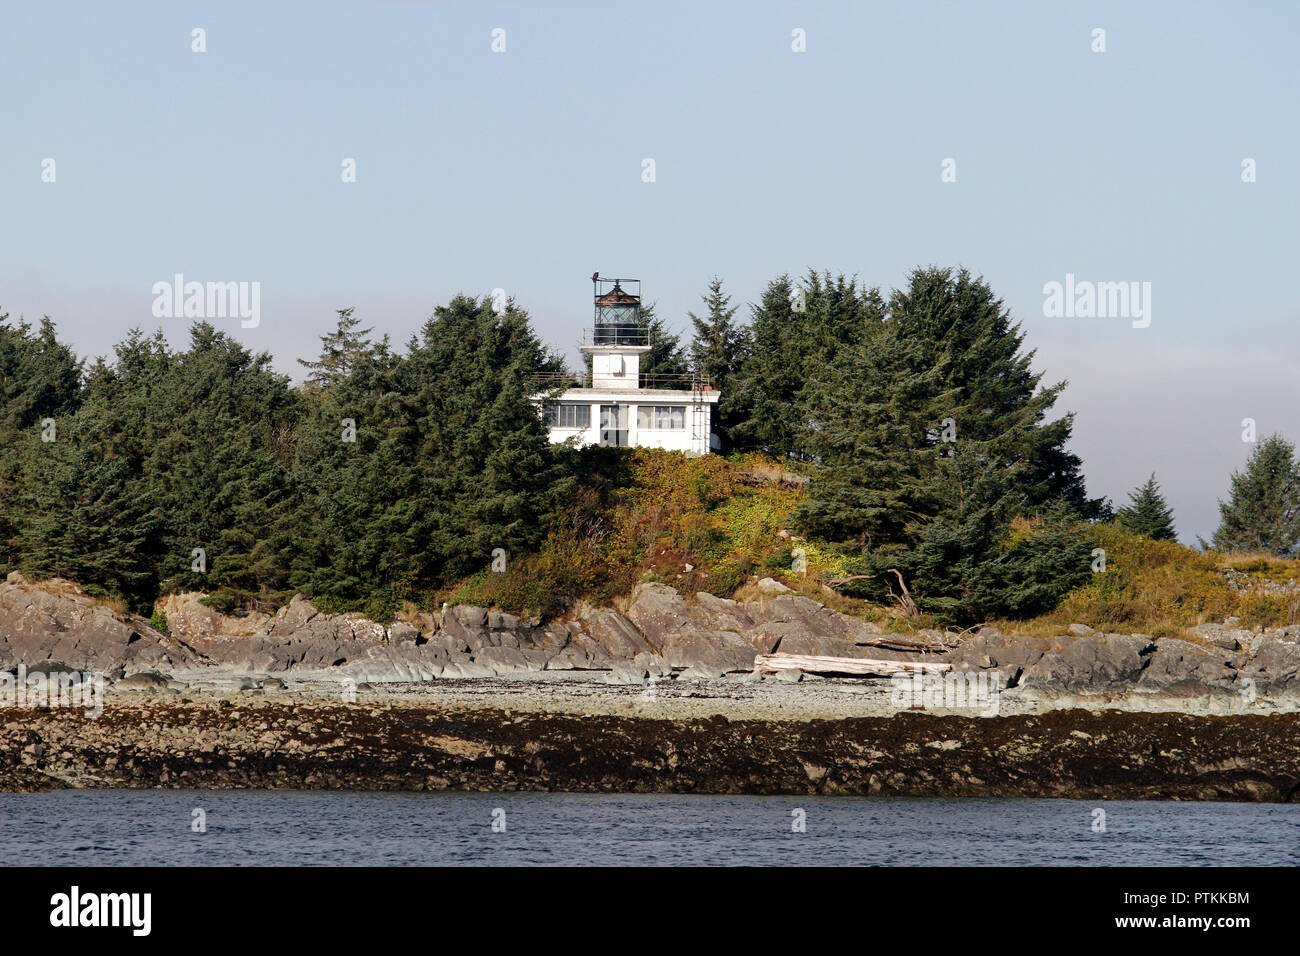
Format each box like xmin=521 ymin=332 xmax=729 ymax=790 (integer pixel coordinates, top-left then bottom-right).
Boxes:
xmin=538 ymin=274 xmax=719 ymax=454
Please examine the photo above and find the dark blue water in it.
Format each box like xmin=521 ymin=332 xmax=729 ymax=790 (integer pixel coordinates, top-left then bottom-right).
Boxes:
xmin=1 ymin=791 xmax=1296 ymax=865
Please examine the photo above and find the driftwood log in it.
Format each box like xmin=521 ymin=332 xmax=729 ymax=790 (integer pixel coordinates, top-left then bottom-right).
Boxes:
xmin=753 ymin=654 xmax=952 ymax=677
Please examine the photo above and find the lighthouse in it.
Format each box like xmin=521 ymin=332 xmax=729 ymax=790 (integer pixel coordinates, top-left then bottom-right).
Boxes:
xmin=537 ymin=274 xmax=719 ymax=454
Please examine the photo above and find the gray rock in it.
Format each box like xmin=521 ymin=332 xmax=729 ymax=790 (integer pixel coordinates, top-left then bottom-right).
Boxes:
xmin=1067 ymin=623 xmax=1094 ymax=637
xmin=1138 ymin=639 xmax=1237 ymax=692
xmin=690 ymin=592 xmax=757 ymax=632
xmin=1020 ymin=634 xmax=1156 ymax=692
xmin=947 ymin=633 xmax=1050 ymax=675
xmin=1189 ymin=623 xmax=1252 ymax=651
xmin=475 ymin=646 xmax=547 ymax=673
xmin=678 ymin=663 xmax=726 ymax=680
xmin=755 ymin=577 xmax=792 ymax=594
xmin=631 ymin=652 xmax=672 ymax=679
xmin=623 ymin=584 xmax=694 ymax=649
xmin=580 ymin=606 xmax=654 ymax=658
xmin=115 ymin=672 xmax=171 ymax=690
xmin=656 ymin=629 xmax=757 ymax=673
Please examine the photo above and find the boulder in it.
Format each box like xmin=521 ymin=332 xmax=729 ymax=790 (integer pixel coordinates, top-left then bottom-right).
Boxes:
xmin=1189 ymin=623 xmax=1253 ymax=652
xmin=580 ymin=606 xmax=654 ymax=658
xmin=1019 ymin=634 xmax=1156 ymax=692
xmin=1238 ymin=638 xmax=1300 ymax=690
xmin=947 ymin=633 xmax=1050 ymax=675
xmin=0 ymin=577 xmax=197 ymax=674
xmin=623 ymin=584 xmax=694 ymax=648
xmin=656 ymin=630 xmax=757 ymax=673
xmin=475 ymin=646 xmax=549 ymax=673
xmin=115 ymin=672 xmax=172 ymax=690
xmin=690 ymin=592 xmax=756 ymax=632
xmin=1138 ymin=639 xmax=1238 ymax=692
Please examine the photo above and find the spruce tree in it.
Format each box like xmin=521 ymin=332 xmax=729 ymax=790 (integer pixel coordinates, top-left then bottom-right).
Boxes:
xmin=728 ymin=271 xmax=880 ymax=458
xmin=795 ymin=300 xmax=938 ymax=545
xmin=887 ymin=266 xmax=1100 ymax=518
xmin=687 ymin=277 xmax=748 ymax=388
xmin=687 ymin=277 xmax=751 ymax=449
xmin=291 ymin=294 xmax=567 ymax=603
xmin=298 ymin=308 xmax=377 ymax=389
xmin=1212 ymin=434 xmax=1300 ymax=555
xmin=0 ymin=313 xmax=82 ymax=571
xmin=726 ymin=275 xmax=802 ymax=456
xmin=636 ymin=301 xmax=688 ymax=381
xmin=1115 ymin=473 xmax=1177 ymax=540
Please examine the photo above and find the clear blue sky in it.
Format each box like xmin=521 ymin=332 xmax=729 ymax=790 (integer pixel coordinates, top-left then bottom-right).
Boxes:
xmin=2 ymin=0 xmax=1297 ymax=543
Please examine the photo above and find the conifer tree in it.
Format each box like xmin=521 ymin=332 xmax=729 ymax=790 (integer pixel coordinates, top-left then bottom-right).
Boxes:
xmin=636 ymin=301 xmax=688 ymax=380
xmin=1212 ymin=434 xmax=1300 ymax=555
xmin=886 ymin=266 xmax=1099 ymax=518
xmin=687 ymin=277 xmax=751 ymax=449
xmin=688 ymin=278 xmax=748 ymax=388
xmin=721 ymin=275 xmax=801 ymax=456
xmin=728 ymin=271 xmax=883 ymax=458
xmin=298 ymin=308 xmax=377 ymax=390
xmin=291 ymin=294 xmax=567 ymax=603
xmin=1115 ymin=473 xmax=1177 ymax=541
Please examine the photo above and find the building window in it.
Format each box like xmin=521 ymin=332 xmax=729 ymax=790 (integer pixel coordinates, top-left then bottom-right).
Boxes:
xmin=637 ymin=405 xmax=686 ymax=430
xmin=544 ymin=403 xmax=590 ymax=429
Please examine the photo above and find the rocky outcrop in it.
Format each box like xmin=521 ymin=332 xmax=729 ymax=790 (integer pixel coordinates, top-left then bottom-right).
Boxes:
xmin=4 ymin=574 xmax=1300 ymax=702
xmin=0 ymin=573 xmax=197 ymax=676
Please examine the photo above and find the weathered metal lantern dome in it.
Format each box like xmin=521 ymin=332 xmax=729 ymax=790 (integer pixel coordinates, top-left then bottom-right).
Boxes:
xmin=592 ymin=274 xmax=645 ymax=346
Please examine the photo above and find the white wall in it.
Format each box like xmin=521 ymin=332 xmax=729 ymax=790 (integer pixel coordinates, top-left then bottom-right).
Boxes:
xmin=542 ymin=394 xmax=715 ymax=455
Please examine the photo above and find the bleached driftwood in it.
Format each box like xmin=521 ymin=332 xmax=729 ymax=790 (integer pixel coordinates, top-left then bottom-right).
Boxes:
xmin=753 ymin=653 xmax=952 ymax=677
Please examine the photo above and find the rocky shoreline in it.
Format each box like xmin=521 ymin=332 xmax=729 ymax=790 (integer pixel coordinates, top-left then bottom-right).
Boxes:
xmin=4 ymin=690 xmax=1297 ymax=801
xmin=4 ymin=573 xmax=1300 ymax=799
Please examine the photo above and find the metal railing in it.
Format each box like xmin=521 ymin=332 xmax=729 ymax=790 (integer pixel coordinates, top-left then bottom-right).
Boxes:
xmin=530 ymin=370 xmax=713 ymax=391
xmin=580 ymin=325 xmax=650 ymax=347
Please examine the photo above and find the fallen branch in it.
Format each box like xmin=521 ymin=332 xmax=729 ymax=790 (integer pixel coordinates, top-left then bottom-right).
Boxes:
xmin=854 ymin=635 xmax=950 ymax=653
xmin=823 ymin=568 xmax=920 ymax=617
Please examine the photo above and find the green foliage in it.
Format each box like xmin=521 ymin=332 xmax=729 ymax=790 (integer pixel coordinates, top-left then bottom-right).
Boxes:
xmin=0 ymin=313 xmax=83 ymax=572
xmin=728 ymin=272 xmax=882 ymax=459
xmin=1116 ymin=473 xmax=1177 ymax=541
xmin=687 ymin=277 xmax=751 ymax=449
xmin=787 ymin=267 xmax=1103 ymax=623
xmin=1031 ymin=524 xmax=1296 ymax=638
xmin=25 ymin=270 xmax=1291 ymax=639
xmin=1212 ymin=434 xmax=1300 ymax=556
xmin=291 ymin=296 xmax=568 ymax=604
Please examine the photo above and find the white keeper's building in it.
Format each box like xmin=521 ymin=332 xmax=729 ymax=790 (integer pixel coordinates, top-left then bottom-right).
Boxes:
xmin=538 ymin=274 xmax=720 ymax=455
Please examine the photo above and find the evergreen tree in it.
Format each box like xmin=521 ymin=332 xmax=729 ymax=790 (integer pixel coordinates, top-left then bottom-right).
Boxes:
xmin=636 ymin=301 xmax=688 ymax=380
xmin=886 ymin=266 xmax=1100 ymax=519
xmin=406 ymin=295 xmax=567 ymax=580
xmin=720 ymin=275 xmax=801 ymax=456
xmin=687 ymin=277 xmax=751 ymax=450
xmin=1212 ymin=434 xmax=1300 ymax=555
xmin=728 ymin=271 xmax=880 ymax=457
xmin=0 ymin=313 xmax=83 ymax=571
xmin=289 ymin=325 xmax=418 ymax=603
xmin=298 ymin=308 xmax=378 ymax=389
xmin=291 ymin=294 xmax=567 ymax=603
xmin=795 ymin=302 xmax=940 ymax=545
xmin=1115 ymin=473 xmax=1177 ymax=540
xmin=792 ymin=266 xmax=1101 ymax=622
xmin=14 ymin=325 xmax=300 ymax=607
xmin=688 ymin=278 xmax=748 ymax=388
